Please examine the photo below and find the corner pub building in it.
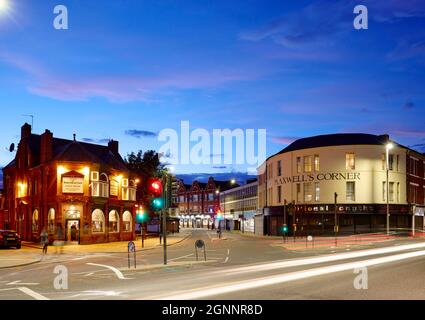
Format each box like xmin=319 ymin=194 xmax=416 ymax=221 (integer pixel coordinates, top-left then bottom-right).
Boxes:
xmin=257 ymin=133 xmax=425 ymax=236
xmin=1 ymin=124 xmax=137 ymax=244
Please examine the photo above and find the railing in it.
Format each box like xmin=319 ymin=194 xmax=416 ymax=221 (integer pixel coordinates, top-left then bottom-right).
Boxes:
xmin=91 ymin=181 xmax=109 ymax=198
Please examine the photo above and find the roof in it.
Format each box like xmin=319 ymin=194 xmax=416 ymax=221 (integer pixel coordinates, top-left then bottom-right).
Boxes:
xmin=270 ymin=133 xmax=404 ymax=160
xmin=10 ymin=134 xmax=128 ymax=172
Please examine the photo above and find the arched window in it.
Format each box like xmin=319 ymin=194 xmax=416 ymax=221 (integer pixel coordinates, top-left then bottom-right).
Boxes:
xmin=32 ymin=209 xmax=39 ymax=233
xmin=48 ymin=209 xmax=55 ymax=234
xmin=122 ymin=211 xmax=132 ymax=232
xmin=109 ymin=210 xmax=120 ymax=233
xmin=92 ymin=209 xmax=105 ymax=233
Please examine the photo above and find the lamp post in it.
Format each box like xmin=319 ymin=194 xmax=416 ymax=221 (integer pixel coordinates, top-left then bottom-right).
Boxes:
xmin=386 ymin=142 xmax=394 ymax=236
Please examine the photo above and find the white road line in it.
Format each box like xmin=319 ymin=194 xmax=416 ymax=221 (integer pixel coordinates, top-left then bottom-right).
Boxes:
xmin=18 ymin=287 xmax=50 ymax=300
xmin=7 ymin=280 xmax=39 ymax=286
xmin=223 ymin=249 xmax=230 ymax=264
xmin=213 ymin=241 xmax=425 ymax=276
xmin=169 ymin=254 xmax=194 ymax=262
xmin=158 ymin=249 xmax=425 ymax=300
xmin=86 ymin=263 xmax=129 ymax=280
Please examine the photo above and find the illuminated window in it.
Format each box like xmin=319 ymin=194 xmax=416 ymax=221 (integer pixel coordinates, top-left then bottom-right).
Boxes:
xmin=304 ymin=156 xmax=312 ymax=173
xmin=315 ymin=182 xmax=320 ymax=201
xmin=314 ymin=155 xmax=320 ymax=172
xmin=109 ymin=210 xmax=120 ymax=233
xmin=296 ymin=157 xmax=302 ymax=173
xmin=346 ymin=153 xmax=355 ymax=170
xmin=389 ymin=182 xmax=395 ymax=202
xmin=122 ymin=211 xmax=132 ymax=232
xmin=32 ymin=209 xmax=39 ymax=233
xmin=346 ymin=182 xmax=355 ymax=201
xmin=48 ymin=209 xmax=55 ymax=234
xmin=296 ymin=184 xmax=301 ymax=203
xmin=304 ymin=182 xmax=313 ymax=202
xmin=91 ymin=171 xmax=99 ymax=181
xmin=92 ymin=209 xmax=105 ymax=233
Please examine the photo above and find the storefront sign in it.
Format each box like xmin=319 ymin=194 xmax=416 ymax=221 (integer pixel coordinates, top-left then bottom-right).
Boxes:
xmin=62 ymin=177 xmax=84 ymax=194
xmin=275 ymin=172 xmax=361 ymax=185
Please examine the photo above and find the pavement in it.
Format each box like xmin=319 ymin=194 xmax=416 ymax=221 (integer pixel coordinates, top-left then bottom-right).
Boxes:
xmin=1 ymin=229 xmax=425 ymax=300
xmin=0 ymin=229 xmax=192 ymax=269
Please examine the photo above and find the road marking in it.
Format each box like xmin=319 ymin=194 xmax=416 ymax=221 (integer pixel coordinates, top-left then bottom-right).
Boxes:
xmin=158 ymin=249 xmax=425 ymax=300
xmin=169 ymin=254 xmax=194 ymax=262
xmin=86 ymin=263 xmax=130 ymax=280
xmin=7 ymin=280 xmax=39 ymax=286
xmin=18 ymin=287 xmax=50 ymax=300
xmin=213 ymin=242 xmax=425 ymax=276
xmin=223 ymin=249 xmax=230 ymax=264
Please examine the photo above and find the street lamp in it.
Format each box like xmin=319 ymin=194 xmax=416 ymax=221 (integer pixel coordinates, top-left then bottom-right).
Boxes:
xmin=386 ymin=142 xmax=394 ymax=235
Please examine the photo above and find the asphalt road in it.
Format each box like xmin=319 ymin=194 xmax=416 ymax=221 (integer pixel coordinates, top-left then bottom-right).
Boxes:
xmin=0 ymin=229 xmax=425 ymax=300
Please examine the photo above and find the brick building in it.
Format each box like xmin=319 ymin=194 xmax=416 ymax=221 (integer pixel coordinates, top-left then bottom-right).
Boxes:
xmin=176 ymin=177 xmax=237 ymax=228
xmin=1 ymin=123 xmax=137 ymax=244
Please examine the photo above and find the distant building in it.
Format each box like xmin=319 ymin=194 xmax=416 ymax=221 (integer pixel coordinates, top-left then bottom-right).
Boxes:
xmin=220 ymin=179 xmax=258 ymax=233
xmin=2 ymin=123 xmax=137 ymax=244
xmin=257 ymin=133 xmax=425 ymax=236
xmin=176 ymin=177 xmax=238 ymax=228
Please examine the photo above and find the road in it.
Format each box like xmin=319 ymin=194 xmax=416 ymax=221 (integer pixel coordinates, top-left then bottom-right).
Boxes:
xmin=0 ymin=229 xmax=425 ymax=300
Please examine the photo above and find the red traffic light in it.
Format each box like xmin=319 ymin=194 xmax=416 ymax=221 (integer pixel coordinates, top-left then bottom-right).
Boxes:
xmin=149 ymin=179 xmax=163 ymax=196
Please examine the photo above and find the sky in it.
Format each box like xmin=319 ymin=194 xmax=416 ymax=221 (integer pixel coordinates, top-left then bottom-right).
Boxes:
xmin=0 ymin=0 xmax=425 ymax=185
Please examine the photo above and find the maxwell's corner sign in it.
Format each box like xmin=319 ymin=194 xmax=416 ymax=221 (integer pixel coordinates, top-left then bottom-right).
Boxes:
xmin=275 ymin=172 xmax=361 ymax=185
xmin=62 ymin=177 xmax=84 ymax=194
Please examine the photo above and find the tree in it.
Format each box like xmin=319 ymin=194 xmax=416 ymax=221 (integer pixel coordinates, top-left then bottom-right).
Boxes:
xmin=125 ymin=150 xmax=167 ymax=214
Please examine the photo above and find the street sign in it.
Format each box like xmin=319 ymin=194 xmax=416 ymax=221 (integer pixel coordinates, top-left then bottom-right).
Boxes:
xmin=195 ymin=240 xmax=207 ymax=262
xmin=195 ymin=240 xmax=205 ymax=249
xmin=128 ymin=241 xmax=136 ymax=252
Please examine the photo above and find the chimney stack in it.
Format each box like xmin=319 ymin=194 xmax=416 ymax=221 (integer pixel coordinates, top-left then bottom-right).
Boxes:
xmin=108 ymin=140 xmax=119 ymax=156
xmin=21 ymin=123 xmax=32 ymax=139
xmin=40 ymin=129 xmax=53 ymax=163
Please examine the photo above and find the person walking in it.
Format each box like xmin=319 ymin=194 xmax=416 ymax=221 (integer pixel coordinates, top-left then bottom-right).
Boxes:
xmin=54 ymin=223 xmax=64 ymax=255
xmin=40 ymin=227 xmax=49 ymax=255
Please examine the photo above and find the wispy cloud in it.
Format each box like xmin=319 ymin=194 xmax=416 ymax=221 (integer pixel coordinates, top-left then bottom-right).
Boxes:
xmin=0 ymin=53 xmax=267 ymax=103
xmin=82 ymin=138 xmax=111 ymax=144
xmin=271 ymin=136 xmax=299 ymax=145
xmin=125 ymin=129 xmax=158 ymax=139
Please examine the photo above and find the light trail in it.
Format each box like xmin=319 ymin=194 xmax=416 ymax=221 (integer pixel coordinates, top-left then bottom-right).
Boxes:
xmin=212 ymin=241 xmax=425 ymax=276
xmin=158 ymin=249 xmax=425 ymax=300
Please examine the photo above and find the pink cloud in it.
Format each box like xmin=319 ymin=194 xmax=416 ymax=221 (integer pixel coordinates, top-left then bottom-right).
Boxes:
xmin=0 ymin=53 xmax=267 ymax=103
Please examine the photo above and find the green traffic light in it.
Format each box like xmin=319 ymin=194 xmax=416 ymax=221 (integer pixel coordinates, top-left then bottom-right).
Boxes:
xmin=152 ymin=198 xmax=164 ymax=210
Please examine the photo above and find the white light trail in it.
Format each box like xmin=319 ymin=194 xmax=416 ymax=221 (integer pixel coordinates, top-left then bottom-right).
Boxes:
xmin=158 ymin=249 xmax=425 ymax=300
xmin=213 ymin=242 xmax=425 ymax=276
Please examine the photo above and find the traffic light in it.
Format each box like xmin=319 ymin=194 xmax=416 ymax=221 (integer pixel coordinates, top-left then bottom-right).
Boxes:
xmin=149 ymin=179 xmax=163 ymax=197
xmin=282 ymin=224 xmax=288 ymax=234
xmin=136 ymin=206 xmax=149 ymax=223
xmin=152 ymin=197 xmax=164 ymax=210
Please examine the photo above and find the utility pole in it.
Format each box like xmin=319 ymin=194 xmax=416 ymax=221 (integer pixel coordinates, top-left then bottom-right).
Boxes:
xmin=334 ymin=192 xmax=338 ymax=247
xmin=163 ymin=174 xmax=169 ymax=265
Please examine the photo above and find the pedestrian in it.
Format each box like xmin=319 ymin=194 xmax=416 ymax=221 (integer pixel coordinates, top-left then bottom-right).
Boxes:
xmin=40 ymin=227 xmax=49 ymax=255
xmin=54 ymin=223 xmax=64 ymax=255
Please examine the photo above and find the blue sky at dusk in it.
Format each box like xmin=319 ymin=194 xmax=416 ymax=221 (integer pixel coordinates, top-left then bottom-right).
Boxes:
xmin=0 ymin=0 xmax=425 ymax=183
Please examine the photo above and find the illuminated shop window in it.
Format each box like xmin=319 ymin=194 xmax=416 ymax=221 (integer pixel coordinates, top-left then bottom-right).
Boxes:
xmin=123 ymin=211 xmax=132 ymax=232
xmin=32 ymin=209 xmax=39 ymax=233
xmin=109 ymin=210 xmax=120 ymax=233
xmin=92 ymin=209 xmax=105 ymax=233
xmin=48 ymin=208 xmax=55 ymax=234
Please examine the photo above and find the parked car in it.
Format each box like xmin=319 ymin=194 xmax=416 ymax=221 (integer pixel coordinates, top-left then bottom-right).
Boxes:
xmin=0 ymin=230 xmax=21 ymax=249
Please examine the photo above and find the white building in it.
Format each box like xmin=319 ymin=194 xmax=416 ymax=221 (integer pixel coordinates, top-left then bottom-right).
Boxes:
xmin=257 ymin=133 xmax=425 ymax=236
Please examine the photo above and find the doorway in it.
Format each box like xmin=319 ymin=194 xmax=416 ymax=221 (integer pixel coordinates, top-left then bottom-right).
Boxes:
xmin=66 ymin=220 xmax=80 ymax=243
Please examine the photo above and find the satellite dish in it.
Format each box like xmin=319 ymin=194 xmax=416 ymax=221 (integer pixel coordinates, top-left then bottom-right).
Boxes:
xmin=9 ymin=143 xmax=15 ymax=153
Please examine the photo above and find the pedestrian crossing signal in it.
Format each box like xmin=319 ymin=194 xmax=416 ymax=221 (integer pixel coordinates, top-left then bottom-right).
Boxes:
xmin=282 ymin=224 xmax=288 ymax=233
